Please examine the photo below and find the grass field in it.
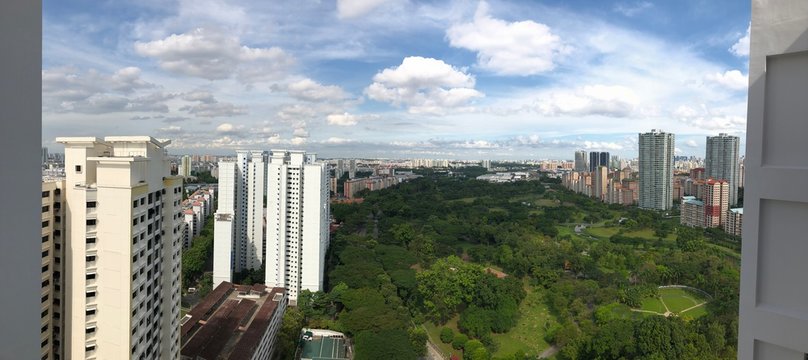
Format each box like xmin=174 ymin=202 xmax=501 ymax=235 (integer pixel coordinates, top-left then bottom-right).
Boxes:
xmin=635 ymin=287 xmax=709 ymax=320
xmin=490 ymin=283 xmax=554 ymax=358
xmin=423 ymin=282 xmax=556 ymax=359
xmin=584 ymin=226 xmax=677 ymax=242
xmin=423 ymin=316 xmax=462 ymax=360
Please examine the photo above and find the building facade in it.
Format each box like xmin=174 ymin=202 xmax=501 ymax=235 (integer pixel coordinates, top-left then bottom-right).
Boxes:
xmin=705 ymin=133 xmax=740 ymax=206
xmin=574 ymin=150 xmax=587 ymax=172
xmin=726 ymin=208 xmax=743 ymax=237
xmin=265 ymin=150 xmax=329 ymax=302
xmin=41 ymin=180 xmax=65 ymax=360
xmin=214 ymin=150 xmax=330 ymax=302
xmin=638 ymin=130 xmax=674 ymax=210
xmin=56 ymin=136 xmax=183 ymax=360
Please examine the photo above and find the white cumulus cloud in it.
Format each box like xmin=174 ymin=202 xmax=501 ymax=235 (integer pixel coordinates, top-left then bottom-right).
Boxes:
xmin=337 ymin=0 xmax=389 ymax=19
xmin=365 ymin=56 xmax=483 ymax=114
xmin=286 ymin=79 xmax=348 ymax=102
xmin=685 ymin=139 xmax=699 ymax=147
xmin=705 ymin=70 xmax=748 ymax=91
xmin=446 ymin=1 xmax=569 ymax=75
xmin=535 ymin=85 xmax=639 ymax=117
xmin=327 ymin=112 xmax=359 ymax=126
xmin=730 ymin=24 xmax=750 ymax=57
xmin=134 ymin=28 xmax=294 ymax=82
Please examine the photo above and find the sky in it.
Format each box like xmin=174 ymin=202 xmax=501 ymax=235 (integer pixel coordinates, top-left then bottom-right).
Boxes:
xmin=42 ymin=0 xmax=751 ymax=160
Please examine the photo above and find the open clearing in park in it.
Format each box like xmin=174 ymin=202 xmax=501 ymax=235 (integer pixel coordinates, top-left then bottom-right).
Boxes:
xmin=634 ymin=287 xmax=710 ymax=320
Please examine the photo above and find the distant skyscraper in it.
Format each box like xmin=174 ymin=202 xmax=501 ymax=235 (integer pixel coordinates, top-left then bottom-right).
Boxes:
xmin=705 ymin=133 xmax=740 ymax=205
xmin=638 ymin=130 xmax=674 ymax=210
xmin=56 ymin=136 xmax=183 ymax=359
xmin=181 ymin=155 xmax=192 ymax=177
xmin=574 ymin=150 xmax=588 ymax=172
xmin=348 ymin=159 xmax=357 ymax=179
xmin=42 ymin=146 xmax=48 ymax=164
xmin=589 ymin=151 xmax=610 ymax=172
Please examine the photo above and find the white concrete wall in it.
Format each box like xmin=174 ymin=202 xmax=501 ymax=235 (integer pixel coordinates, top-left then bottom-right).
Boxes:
xmin=739 ymin=1 xmax=808 ymax=359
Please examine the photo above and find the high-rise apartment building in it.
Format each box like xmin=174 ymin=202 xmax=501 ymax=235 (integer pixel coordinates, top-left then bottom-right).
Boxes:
xmin=703 ymin=179 xmax=729 ymax=228
xmin=638 ymin=130 xmax=674 ymax=210
xmin=214 ymin=150 xmax=329 ymax=302
xmin=180 ymin=155 xmax=192 ymax=178
xmin=705 ymin=133 xmax=740 ymax=206
xmin=348 ymin=159 xmax=357 ymax=179
xmin=55 ymin=136 xmax=183 ymax=360
xmin=594 ymin=166 xmax=608 ymax=200
xmin=588 ymin=151 xmax=609 ymax=172
xmin=574 ymin=150 xmax=587 ymax=172
xmin=41 ymin=180 xmax=65 ymax=360
xmin=265 ymin=150 xmax=329 ymax=302
xmin=42 ymin=146 xmax=49 ymax=165
xmin=213 ymin=151 xmax=266 ymax=286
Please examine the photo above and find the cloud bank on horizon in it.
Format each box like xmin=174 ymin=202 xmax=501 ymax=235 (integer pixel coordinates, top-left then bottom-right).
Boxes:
xmin=43 ymin=0 xmax=751 ymax=159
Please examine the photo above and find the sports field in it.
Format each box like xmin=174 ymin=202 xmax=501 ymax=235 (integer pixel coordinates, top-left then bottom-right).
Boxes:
xmin=632 ymin=287 xmax=709 ymax=320
xmin=300 ymin=336 xmax=349 ymax=360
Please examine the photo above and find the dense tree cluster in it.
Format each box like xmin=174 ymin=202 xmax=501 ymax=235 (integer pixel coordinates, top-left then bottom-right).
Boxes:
xmin=181 ymin=215 xmax=214 ymax=295
xmin=309 ymin=171 xmax=739 ymax=359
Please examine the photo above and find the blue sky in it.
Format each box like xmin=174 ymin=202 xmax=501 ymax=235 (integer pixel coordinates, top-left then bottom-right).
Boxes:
xmin=42 ymin=0 xmax=750 ymax=160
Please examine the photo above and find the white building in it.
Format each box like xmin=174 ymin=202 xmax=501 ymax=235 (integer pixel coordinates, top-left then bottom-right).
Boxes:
xmin=638 ymin=129 xmax=674 ymax=210
xmin=56 ymin=136 xmax=183 ymax=360
xmin=214 ymin=150 xmax=329 ymax=302
xmin=180 ymin=155 xmax=192 ymax=178
xmin=705 ymin=133 xmax=740 ymax=206
xmin=265 ymin=150 xmax=329 ymax=302
xmin=574 ymin=150 xmax=588 ymax=172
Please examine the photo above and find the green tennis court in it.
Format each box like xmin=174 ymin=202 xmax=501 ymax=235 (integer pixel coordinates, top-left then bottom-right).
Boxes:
xmin=300 ymin=336 xmax=348 ymax=360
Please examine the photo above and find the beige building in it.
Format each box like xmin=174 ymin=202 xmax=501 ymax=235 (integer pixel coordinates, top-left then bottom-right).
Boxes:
xmin=56 ymin=136 xmax=183 ymax=360
xmin=726 ymin=208 xmax=743 ymax=237
xmin=41 ymin=180 xmax=65 ymax=360
xmin=680 ymin=196 xmax=704 ymax=228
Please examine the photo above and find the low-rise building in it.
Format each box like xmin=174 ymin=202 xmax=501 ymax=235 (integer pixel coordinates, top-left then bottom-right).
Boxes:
xmin=180 ymin=283 xmax=287 ymax=360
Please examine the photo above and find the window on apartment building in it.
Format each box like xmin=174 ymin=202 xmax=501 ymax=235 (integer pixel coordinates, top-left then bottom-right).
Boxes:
xmin=86 ymin=308 xmax=96 ymax=316
xmin=41 ymin=309 xmax=48 ymax=318
xmin=86 ymin=255 xmax=95 ymax=262
xmin=41 ymin=205 xmax=49 ymax=213
xmin=86 ymin=291 xmax=96 ymax=298
xmin=86 ymin=201 xmax=96 ymax=208
xmin=85 ymin=344 xmax=95 ymax=352
xmin=42 ymin=191 xmax=49 ymax=198
xmin=41 ymin=265 xmax=48 ymax=273
xmin=55 ymin=215 xmax=60 ymax=223
xmin=86 ymin=273 xmax=96 ymax=280
xmin=40 ymin=324 xmax=48 ymax=334
xmin=41 ymin=220 xmax=48 ymax=228
xmin=41 ymin=294 xmax=48 ymax=303
xmin=75 ymin=165 xmax=82 ymax=173
xmin=41 ymin=235 xmax=48 ymax=243
xmin=85 ymin=327 xmax=95 ymax=334
xmin=86 ymin=219 xmax=96 ymax=226
xmin=41 ymin=250 xmax=48 ymax=258
xmin=86 ymin=237 xmax=96 ymax=244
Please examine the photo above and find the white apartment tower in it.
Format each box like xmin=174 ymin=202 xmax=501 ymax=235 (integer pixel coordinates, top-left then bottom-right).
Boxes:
xmin=213 ymin=151 xmax=266 ymax=286
xmin=265 ymin=150 xmax=329 ymax=301
xmin=705 ymin=133 xmax=740 ymax=206
xmin=213 ymin=161 xmax=236 ymax=287
xmin=56 ymin=136 xmax=183 ymax=360
xmin=214 ymin=149 xmax=329 ymax=302
xmin=638 ymin=130 xmax=674 ymax=210
xmin=180 ymin=155 xmax=191 ymax=177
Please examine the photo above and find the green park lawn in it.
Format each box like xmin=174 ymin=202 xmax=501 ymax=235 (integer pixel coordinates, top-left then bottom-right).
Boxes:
xmin=640 ymin=298 xmax=667 ymax=314
xmin=490 ymin=284 xmax=554 ymax=358
xmin=423 ymin=317 xmax=462 ymax=360
xmin=635 ymin=287 xmax=709 ymax=320
xmin=423 ymin=282 xmax=556 ymax=360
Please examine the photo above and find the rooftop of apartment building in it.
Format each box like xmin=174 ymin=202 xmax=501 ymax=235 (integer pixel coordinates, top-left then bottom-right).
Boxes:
xmin=180 ymin=282 xmax=286 ymax=360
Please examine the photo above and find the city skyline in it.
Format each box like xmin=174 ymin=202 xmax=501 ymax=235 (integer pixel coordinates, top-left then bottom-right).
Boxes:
xmin=43 ymin=0 xmax=750 ymax=160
